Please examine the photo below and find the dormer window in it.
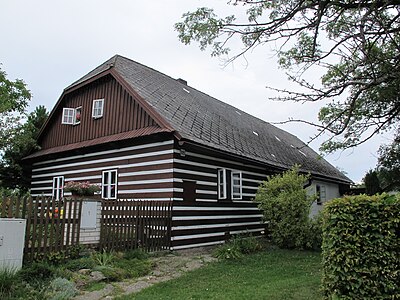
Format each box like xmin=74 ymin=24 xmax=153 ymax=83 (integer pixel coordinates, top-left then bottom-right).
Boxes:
xmin=62 ymin=107 xmax=81 ymax=125
xmin=92 ymin=99 xmax=104 ymax=119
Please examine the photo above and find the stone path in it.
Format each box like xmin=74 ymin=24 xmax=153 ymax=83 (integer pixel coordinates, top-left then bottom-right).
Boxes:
xmin=74 ymin=247 xmax=216 ymax=300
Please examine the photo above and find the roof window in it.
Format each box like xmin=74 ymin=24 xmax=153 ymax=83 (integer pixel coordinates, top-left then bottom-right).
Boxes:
xmin=92 ymin=99 xmax=104 ymax=119
xmin=235 ymin=111 xmax=241 ymax=115
xmin=183 ymin=87 xmax=190 ymax=94
xmin=275 ymin=136 xmax=281 ymax=142
xmin=252 ymin=131 xmax=259 ymax=136
xmin=62 ymin=106 xmax=81 ymax=125
xmin=298 ymin=150 xmax=307 ymax=157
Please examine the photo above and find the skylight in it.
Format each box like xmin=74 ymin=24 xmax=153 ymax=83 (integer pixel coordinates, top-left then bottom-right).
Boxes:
xmin=236 ymin=111 xmax=241 ymax=115
xmin=183 ymin=87 xmax=190 ymax=93
xmin=298 ymin=150 xmax=307 ymax=157
xmin=252 ymin=131 xmax=259 ymax=136
xmin=275 ymin=136 xmax=281 ymax=142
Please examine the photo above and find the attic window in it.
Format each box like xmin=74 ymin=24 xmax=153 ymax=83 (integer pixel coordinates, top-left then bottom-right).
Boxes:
xmin=183 ymin=87 xmax=190 ymax=94
xmin=252 ymin=131 xmax=259 ymax=136
xmin=275 ymin=136 xmax=281 ymax=142
xmin=235 ymin=111 xmax=241 ymax=115
xmin=62 ymin=107 xmax=81 ymax=125
xmin=92 ymin=99 xmax=104 ymax=119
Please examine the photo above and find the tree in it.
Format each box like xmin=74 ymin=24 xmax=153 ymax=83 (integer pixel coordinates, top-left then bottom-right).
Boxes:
xmin=0 ymin=106 xmax=48 ymax=191
xmin=364 ymin=169 xmax=382 ymax=195
xmin=175 ymin=1 xmax=400 ymax=153
xmin=254 ymin=166 xmax=320 ymax=250
xmin=0 ymin=67 xmax=31 ymax=150
xmin=376 ymin=133 xmax=400 ymax=191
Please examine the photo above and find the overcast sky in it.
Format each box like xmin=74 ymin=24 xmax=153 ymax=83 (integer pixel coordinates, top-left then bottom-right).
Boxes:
xmin=0 ymin=0 xmax=391 ymax=183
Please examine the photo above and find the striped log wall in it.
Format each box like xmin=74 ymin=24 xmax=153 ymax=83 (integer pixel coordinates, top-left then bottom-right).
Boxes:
xmin=31 ymin=138 xmax=177 ymax=200
xmin=170 ymin=142 xmax=270 ymax=249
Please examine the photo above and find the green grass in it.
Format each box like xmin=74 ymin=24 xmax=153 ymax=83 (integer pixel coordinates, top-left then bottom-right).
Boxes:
xmin=118 ymin=249 xmax=322 ymax=300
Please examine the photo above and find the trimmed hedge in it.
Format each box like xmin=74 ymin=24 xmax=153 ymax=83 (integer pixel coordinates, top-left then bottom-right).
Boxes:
xmin=322 ymin=194 xmax=400 ymax=299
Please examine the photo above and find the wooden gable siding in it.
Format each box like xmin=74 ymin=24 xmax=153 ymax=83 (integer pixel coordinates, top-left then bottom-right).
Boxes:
xmin=40 ymin=75 xmax=158 ymax=149
xmin=31 ymin=137 xmax=176 ymax=200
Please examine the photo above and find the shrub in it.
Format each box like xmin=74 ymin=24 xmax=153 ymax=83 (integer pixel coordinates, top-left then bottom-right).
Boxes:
xmin=0 ymin=268 xmax=19 ymax=298
xmin=322 ymin=194 xmax=400 ymax=299
xmin=114 ymin=258 xmax=152 ymax=278
xmin=46 ymin=277 xmax=78 ymax=300
xmin=64 ymin=257 xmax=96 ymax=271
xmin=91 ymin=251 xmax=116 ymax=267
xmin=213 ymin=234 xmax=263 ymax=259
xmin=213 ymin=243 xmax=243 ymax=260
xmin=18 ymin=261 xmax=56 ymax=283
xmin=123 ymin=249 xmax=149 ymax=260
xmin=94 ymin=266 xmax=127 ymax=282
xmin=255 ymin=166 xmax=316 ymax=249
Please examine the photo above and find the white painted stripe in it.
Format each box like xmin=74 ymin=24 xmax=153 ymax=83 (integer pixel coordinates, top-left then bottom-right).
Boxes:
xmin=172 ymin=214 xmax=263 ymax=221
xmin=32 ymin=159 xmax=174 ymax=179
xmin=243 ymin=186 xmax=259 ymax=190
xmin=67 ymin=175 xmax=102 ymax=181
xmin=31 ymin=186 xmax=52 ymax=191
xmin=175 ymin=150 xmax=265 ymax=171
xmin=173 ymin=168 xmax=217 ymax=178
xmin=171 ymin=240 xmax=224 ymax=250
xmin=118 ymin=188 xmax=182 ymax=194
xmin=31 ymin=180 xmax=53 ymax=185
xmin=172 ymin=232 xmax=224 ymax=241
xmin=243 ymin=178 xmax=263 ymax=184
xmin=196 ymin=189 xmax=217 ymax=195
xmin=33 ymin=140 xmax=174 ymax=166
xmin=172 ymin=221 xmax=263 ymax=230
xmin=118 ymin=178 xmax=174 ymax=185
xmin=173 ymin=206 xmax=258 ymax=211
xmin=196 ymin=199 xmax=218 ymax=202
xmin=119 ymin=169 xmax=173 ymax=177
xmin=32 ymin=149 xmax=174 ymax=172
xmin=31 ymin=193 xmax=52 ymax=197
xmin=230 ymin=228 xmax=264 ymax=234
xmin=243 ymin=193 xmax=256 ymax=197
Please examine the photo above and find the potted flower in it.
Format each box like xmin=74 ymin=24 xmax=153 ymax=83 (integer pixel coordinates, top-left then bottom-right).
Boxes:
xmin=64 ymin=181 xmax=101 ymax=197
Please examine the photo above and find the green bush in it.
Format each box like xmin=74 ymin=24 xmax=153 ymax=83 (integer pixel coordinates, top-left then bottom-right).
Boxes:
xmin=322 ymin=194 xmax=400 ymax=299
xmin=46 ymin=277 xmax=78 ymax=300
xmin=213 ymin=235 xmax=263 ymax=259
xmin=18 ymin=261 xmax=56 ymax=283
xmin=114 ymin=258 xmax=152 ymax=278
xmin=91 ymin=251 xmax=116 ymax=267
xmin=94 ymin=266 xmax=127 ymax=282
xmin=0 ymin=268 xmax=19 ymax=298
xmin=123 ymin=249 xmax=149 ymax=260
xmin=64 ymin=257 xmax=96 ymax=271
xmin=255 ymin=166 xmax=317 ymax=249
xmin=213 ymin=243 xmax=243 ymax=260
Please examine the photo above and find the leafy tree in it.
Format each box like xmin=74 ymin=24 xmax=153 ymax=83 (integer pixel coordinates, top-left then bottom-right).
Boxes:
xmin=377 ymin=133 xmax=400 ymax=191
xmin=175 ymin=1 xmax=400 ymax=153
xmin=0 ymin=106 xmax=48 ymax=191
xmin=254 ymin=166 xmax=320 ymax=250
xmin=0 ymin=67 xmax=31 ymax=150
xmin=364 ymin=169 xmax=382 ymax=195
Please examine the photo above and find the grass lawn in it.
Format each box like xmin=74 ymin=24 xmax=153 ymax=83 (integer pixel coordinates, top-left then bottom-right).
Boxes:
xmin=119 ymin=249 xmax=322 ymax=300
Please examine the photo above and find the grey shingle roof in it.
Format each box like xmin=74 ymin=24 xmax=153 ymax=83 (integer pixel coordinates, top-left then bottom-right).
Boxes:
xmin=69 ymin=55 xmax=351 ymax=183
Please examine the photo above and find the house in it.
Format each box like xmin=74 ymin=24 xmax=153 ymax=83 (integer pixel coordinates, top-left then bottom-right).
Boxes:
xmin=25 ymin=55 xmax=351 ymax=249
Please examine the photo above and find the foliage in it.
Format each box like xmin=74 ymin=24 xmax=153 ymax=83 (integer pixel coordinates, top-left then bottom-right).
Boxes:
xmin=94 ymin=266 xmax=127 ymax=282
xmin=364 ymin=169 xmax=382 ymax=195
xmin=46 ymin=277 xmax=78 ymax=300
xmin=123 ymin=248 xmax=149 ymax=260
xmin=322 ymin=194 xmax=400 ymax=299
xmin=254 ymin=166 xmax=318 ymax=249
xmin=213 ymin=242 xmax=243 ymax=260
xmin=18 ymin=261 xmax=57 ymax=283
xmin=0 ymin=105 xmax=48 ymax=190
xmin=121 ymin=250 xmax=322 ymax=300
xmin=214 ymin=234 xmax=263 ymax=259
xmin=64 ymin=257 xmax=96 ymax=272
xmin=0 ymin=67 xmax=31 ymax=150
xmin=113 ymin=258 xmax=152 ymax=278
xmin=91 ymin=251 xmax=116 ymax=267
xmin=64 ymin=181 xmax=101 ymax=196
xmin=377 ymin=133 xmax=400 ymax=191
xmin=0 ymin=267 xmax=19 ymax=298
xmin=175 ymin=1 xmax=400 ymax=153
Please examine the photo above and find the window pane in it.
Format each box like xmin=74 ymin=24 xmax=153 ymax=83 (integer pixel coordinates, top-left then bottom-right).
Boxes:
xmin=111 ymin=171 xmax=116 ymax=184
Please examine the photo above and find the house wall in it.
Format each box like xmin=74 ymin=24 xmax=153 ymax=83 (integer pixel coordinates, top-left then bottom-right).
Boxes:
xmin=170 ymin=142 xmax=269 ymax=249
xmin=40 ymin=75 xmax=157 ymax=149
xmin=307 ymin=180 xmax=341 ymax=216
xmin=30 ymin=137 xmax=176 ymax=200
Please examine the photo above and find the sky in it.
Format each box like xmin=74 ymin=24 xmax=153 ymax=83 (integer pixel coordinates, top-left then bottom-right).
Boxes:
xmin=0 ymin=0 xmax=391 ymax=183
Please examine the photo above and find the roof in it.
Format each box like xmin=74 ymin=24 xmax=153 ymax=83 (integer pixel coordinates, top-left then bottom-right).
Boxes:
xmin=63 ymin=55 xmax=351 ymax=183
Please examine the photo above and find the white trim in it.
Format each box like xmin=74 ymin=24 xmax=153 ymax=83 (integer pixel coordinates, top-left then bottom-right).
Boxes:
xmin=31 ymin=180 xmax=53 ymax=185
xmin=31 ymin=193 xmax=52 ymax=197
xmin=118 ymin=178 xmax=174 ymax=186
xmin=172 ymin=214 xmax=263 ymax=221
xmin=174 ymin=168 xmax=217 ymax=178
xmin=118 ymin=188 xmax=182 ymax=194
xmin=243 ymin=178 xmax=262 ymax=184
xmin=231 ymin=171 xmax=242 ymax=200
xmin=243 ymin=186 xmax=259 ymax=190
xmin=62 ymin=108 xmax=75 ymax=125
xmin=102 ymin=169 xmax=118 ymax=199
xmin=120 ymin=169 xmax=173 ymax=177
xmin=92 ymin=98 xmax=104 ymax=119
xmin=52 ymin=176 xmax=64 ymax=200
xmin=32 ymin=149 xmax=173 ymax=172
xmin=196 ymin=189 xmax=217 ymax=195
xmin=32 ymin=140 xmax=174 ymax=166
xmin=218 ymin=168 xmax=227 ymax=200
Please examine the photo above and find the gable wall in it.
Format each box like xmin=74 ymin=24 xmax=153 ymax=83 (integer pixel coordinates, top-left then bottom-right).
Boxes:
xmin=40 ymin=75 xmax=157 ymax=149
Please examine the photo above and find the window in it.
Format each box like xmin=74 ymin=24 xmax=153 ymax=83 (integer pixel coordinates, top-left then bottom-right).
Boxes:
xmin=62 ymin=107 xmax=81 ymax=125
xmin=102 ymin=170 xmax=117 ymax=199
xmin=231 ymin=171 xmax=242 ymax=200
xmin=92 ymin=99 xmax=104 ymax=118
xmin=316 ymin=185 xmax=326 ymax=205
xmin=218 ymin=168 xmax=227 ymax=199
xmin=52 ymin=176 xmax=64 ymax=200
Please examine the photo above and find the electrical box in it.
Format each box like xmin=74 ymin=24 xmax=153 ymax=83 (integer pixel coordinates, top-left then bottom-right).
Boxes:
xmin=80 ymin=201 xmax=98 ymax=229
xmin=0 ymin=218 xmax=26 ymax=271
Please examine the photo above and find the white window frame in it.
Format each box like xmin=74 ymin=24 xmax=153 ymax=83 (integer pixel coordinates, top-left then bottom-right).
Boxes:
xmin=231 ymin=171 xmax=242 ymax=200
xmin=92 ymin=99 xmax=104 ymax=119
xmin=218 ymin=168 xmax=227 ymax=200
xmin=102 ymin=169 xmax=117 ymax=199
xmin=75 ymin=106 xmax=82 ymax=125
xmin=52 ymin=176 xmax=64 ymax=200
xmin=62 ymin=108 xmax=75 ymax=125
xmin=316 ymin=184 xmax=326 ymax=205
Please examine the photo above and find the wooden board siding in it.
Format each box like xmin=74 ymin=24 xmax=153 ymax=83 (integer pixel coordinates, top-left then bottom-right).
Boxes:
xmin=40 ymin=75 xmax=158 ymax=149
xmin=31 ymin=139 xmax=178 ymax=200
xmin=171 ymin=201 xmax=265 ymax=250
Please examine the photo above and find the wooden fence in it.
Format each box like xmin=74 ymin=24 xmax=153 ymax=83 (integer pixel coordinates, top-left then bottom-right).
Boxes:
xmin=1 ymin=196 xmax=83 ymax=260
xmin=100 ymin=199 xmax=172 ymax=252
